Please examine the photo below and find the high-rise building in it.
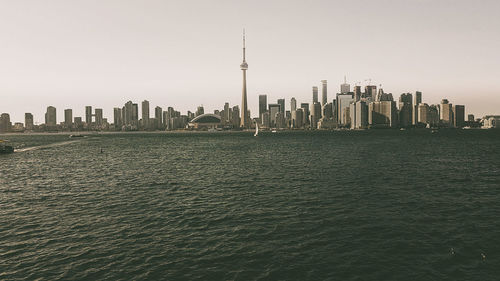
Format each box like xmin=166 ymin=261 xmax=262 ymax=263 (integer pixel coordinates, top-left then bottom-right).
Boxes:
xmin=0 ymin=113 xmax=12 ymax=133
xmin=413 ymin=91 xmax=422 ymax=125
xmin=196 ymin=106 xmax=204 ymax=117
xmin=369 ymin=101 xmax=398 ymax=128
xmin=300 ymin=103 xmax=310 ymax=126
xmin=440 ymin=99 xmax=453 ymax=127
xmin=113 ymin=107 xmax=122 ymax=130
xmin=353 ymin=85 xmax=362 ymax=101
xmin=64 ymin=109 xmax=73 ymax=127
xmin=240 ymin=31 xmax=250 ymax=129
xmin=232 ymin=105 xmax=240 ymax=128
xmin=310 ymin=102 xmax=322 ymax=129
xmin=155 ymin=106 xmax=163 ymax=129
xmin=398 ymin=93 xmax=413 ymax=128
xmin=132 ymin=103 xmax=139 ymax=124
xmin=468 ymin=114 xmax=475 ymax=122
xmin=453 ymin=105 xmax=465 ymax=128
xmin=312 ymin=86 xmax=318 ymax=103
xmin=277 ymin=99 xmax=285 ymax=114
xmin=290 ymin=97 xmax=297 ymax=112
xmin=351 ymin=101 xmax=368 ymax=129
xmin=321 ymin=80 xmax=328 ymax=105
xmin=141 ymin=100 xmax=150 ymax=129
xmin=25 ymin=113 xmax=34 ymax=131
xmin=337 ymin=93 xmax=354 ymax=126
xmin=268 ymin=104 xmax=280 ymax=128
xmin=85 ymin=106 xmax=92 ymax=125
xmin=45 ymin=106 xmax=57 ymax=127
xmin=258 ymin=94 xmax=267 ymax=119
xmin=417 ymin=103 xmax=429 ymax=125
xmin=365 ymin=85 xmax=377 ymax=101
xmin=95 ymin=109 xmax=103 ymax=128
xmin=340 ymin=76 xmax=350 ymax=94
xmin=292 ymin=108 xmax=304 ymax=128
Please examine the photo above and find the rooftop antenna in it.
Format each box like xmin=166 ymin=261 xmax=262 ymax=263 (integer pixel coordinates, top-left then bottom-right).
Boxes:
xmin=243 ymin=29 xmax=246 ymax=62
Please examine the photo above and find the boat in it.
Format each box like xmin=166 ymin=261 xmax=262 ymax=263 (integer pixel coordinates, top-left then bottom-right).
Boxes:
xmin=0 ymin=140 xmax=14 ymax=154
xmin=271 ymin=129 xmax=277 ymax=133
xmin=254 ymin=123 xmax=259 ymax=136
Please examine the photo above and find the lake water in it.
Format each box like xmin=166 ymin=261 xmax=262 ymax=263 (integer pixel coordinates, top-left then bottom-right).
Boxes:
xmin=1 ymin=130 xmax=499 ymax=280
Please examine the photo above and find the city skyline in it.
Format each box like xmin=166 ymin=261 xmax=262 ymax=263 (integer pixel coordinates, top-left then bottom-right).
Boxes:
xmin=2 ymin=0 xmax=500 ymax=122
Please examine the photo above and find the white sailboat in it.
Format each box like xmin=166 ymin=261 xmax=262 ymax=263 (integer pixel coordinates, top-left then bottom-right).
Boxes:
xmin=254 ymin=123 xmax=259 ymax=136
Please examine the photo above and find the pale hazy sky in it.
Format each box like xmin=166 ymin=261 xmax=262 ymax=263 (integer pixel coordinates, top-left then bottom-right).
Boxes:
xmin=1 ymin=0 xmax=499 ymax=123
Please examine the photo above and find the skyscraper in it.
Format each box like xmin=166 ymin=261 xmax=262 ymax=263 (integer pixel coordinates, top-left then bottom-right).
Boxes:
xmin=268 ymin=104 xmax=280 ymax=128
xmin=142 ymin=100 xmax=150 ymax=129
xmin=155 ymin=106 xmax=163 ymax=129
xmin=312 ymin=86 xmax=318 ymax=103
xmin=340 ymin=76 xmax=350 ymax=94
xmin=64 ymin=109 xmax=73 ymax=127
xmin=398 ymin=93 xmax=413 ymax=128
xmin=413 ymin=91 xmax=422 ymax=125
xmin=113 ymin=107 xmax=122 ymax=130
xmin=25 ymin=113 xmax=34 ymax=131
xmin=95 ymin=108 xmax=103 ymax=128
xmin=85 ymin=106 xmax=92 ymax=125
xmin=453 ymin=105 xmax=465 ymax=128
xmin=321 ymin=80 xmax=328 ymax=105
xmin=337 ymin=93 xmax=354 ymax=126
xmin=45 ymin=106 xmax=57 ymax=126
xmin=258 ymin=94 xmax=267 ymax=119
xmin=0 ymin=113 xmax=12 ymax=133
xmin=440 ymin=99 xmax=453 ymax=127
xmin=277 ymin=99 xmax=285 ymax=114
xmin=240 ymin=30 xmax=249 ymax=129
xmin=290 ymin=97 xmax=297 ymax=112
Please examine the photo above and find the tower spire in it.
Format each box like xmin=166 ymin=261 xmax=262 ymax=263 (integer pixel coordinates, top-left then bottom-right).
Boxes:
xmin=243 ymin=29 xmax=246 ymax=62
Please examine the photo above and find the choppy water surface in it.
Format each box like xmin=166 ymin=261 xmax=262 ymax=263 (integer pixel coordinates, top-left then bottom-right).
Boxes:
xmin=1 ymin=130 xmax=500 ymax=280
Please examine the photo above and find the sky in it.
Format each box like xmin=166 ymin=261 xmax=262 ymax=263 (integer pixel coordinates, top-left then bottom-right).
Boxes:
xmin=1 ymin=0 xmax=499 ymax=123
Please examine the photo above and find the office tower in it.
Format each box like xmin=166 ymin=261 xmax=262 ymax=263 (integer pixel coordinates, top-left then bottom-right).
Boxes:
xmin=428 ymin=105 xmax=439 ymax=126
xmin=123 ymin=101 xmax=133 ymax=126
xmin=45 ymin=106 xmax=57 ymax=126
xmin=365 ymin=85 xmax=377 ymax=101
xmin=25 ymin=113 xmax=34 ymax=131
xmin=300 ymin=103 xmax=310 ymax=126
xmin=95 ymin=108 xmax=103 ymax=128
xmin=141 ymin=100 xmax=150 ymax=129
xmin=258 ymin=94 xmax=267 ymax=119
xmin=417 ymin=103 xmax=429 ymax=125
xmin=64 ymin=109 xmax=73 ymax=127
xmin=155 ymin=106 xmax=163 ymax=129
xmin=321 ymin=80 xmax=328 ymax=105
xmin=356 ymin=101 xmax=368 ymax=129
xmin=132 ymin=103 xmax=139 ymax=124
xmin=376 ymin=88 xmax=393 ymax=102
xmin=453 ymin=105 xmax=465 ymax=128
xmin=310 ymin=102 xmax=322 ymax=129
xmin=340 ymin=76 xmax=350 ymax=94
xmin=468 ymin=114 xmax=475 ymax=122
xmin=398 ymin=93 xmax=413 ymax=127
xmin=240 ymin=31 xmax=249 ymax=129
xmin=440 ymin=99 xmax=453 ymax=127
xmin=223 ymin=102 xmax=230 ymax=123
xmin=369 ymin=101 xmax=398 ymax=128
xmin=113 ymin=108 xmax=122 ymax=129
xmin=277 ymin=98 xmax=285 ymax=114
xmin=85 ymin=106 xmax=92 ymax=125
xmin=337 ymin=93 xmax=354 ymax=126
xmin=0 ymin=113 xmax=12 ymax=133
xmin=343 ymin=107 xmax=351 ymax=126
xmin=292 ymin=108 xmax=304 ymax=128
xmin=290 ymin=97 xmax=297 ymax=112
xmin=268 ymin=104 xmax=280 ymax=128
xmin=312 ymin=86 xmax=318 ymax=103
xmin=232 ymin=105 xmax=240 ymax=128
xmin=413 ymin=91 xmax=422 ymax=125
xmin=322 ymin=103 xmax=333 ymax=119
xmin=195 ymin=106 xmax=204 ymax=117
xmin=353 ymin=85 xmax=362 ymax=102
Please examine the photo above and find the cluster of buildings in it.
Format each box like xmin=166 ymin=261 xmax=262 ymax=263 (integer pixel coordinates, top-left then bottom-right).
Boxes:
xmin=1 ymin=32 xmax=499 ymax=133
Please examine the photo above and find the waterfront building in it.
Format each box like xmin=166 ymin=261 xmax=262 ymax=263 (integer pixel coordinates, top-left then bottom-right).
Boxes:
xmin=312 ymin=86 xmax=319 ymax=103
xmin=240 ymin=31 xmax=250 ymax=129
xmin=269 ymin=104 xmax=280 ymax=128
xmin=45 ymin=106 xmax=57 ymax=127
xmin=428 ymin=105 xmax=440 ymax=126
xmin=300 ymin=103 xmax=310 ymax=127
xmin=259 ymin=94 xmax=267 ymax=119
xmin=322 ymin=103 xmax=333 ymax=119
xmin=483 ymin=115 xmax=500 ymax=128
xmin=369 ymin=101 xmax=398 ymax=128
xmin=0 ymin=113 xmax=12 ymax=133
xmin=113 ymin=107 xmax=123 ymax=130
xmin=398 ymin=93 xmax=413 ymax=128
xmin=277 ymin=99 xmax=285 ymax=114
xmin=132 ymin=103 xmax=139 ymax=125
xmin=417 ymin=103 xmax=429 ymax=125
xmin=292 ymin=108 xmax=304 ymax=129
xmin=232 ymin=105 xmax=240 ymax=128
xmin=85 ymin=106 xmax=92 ymax=125
xmin=321 ymin=80 xmax=328 ymax=105
xmin=25 ymin=113 xmax=34 ymax=131
xmin=352 ymin=101 xmax=368 ymax=129
xmin=440 ymin=99 xmax=453 ymax=127
xmin=453 ymin=105 xmax=465 ymax=128
xmin=468 ymin=114 xmax=475 ymax=122
xmin=340 ymin=76 xmax=350 ymax=94
xmin=155 ymin=106 xmax=163 ymax=129
xmin=64 ymin=109 xmax=73 ymax=128
xmin=95 ymin=108 xmax=103 ymax=128
xmin=74 ymin=117 xmax=83 ymax=130
xmin=142 ymin=100 xmax=150 ymax=129
xmin=413 ymin=91 xmax=422 ymax=125
xmin=290 ymin=97 xmax=297 ymax=112
xmin=310 ymin=102 xmax=322 ymax=129
xmin=337 ymin=93 xmax=354 ymax=126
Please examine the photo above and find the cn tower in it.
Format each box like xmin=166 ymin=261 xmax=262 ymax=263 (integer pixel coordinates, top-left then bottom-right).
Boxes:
xmin=240 ymin=30 xmax=249 ymax=129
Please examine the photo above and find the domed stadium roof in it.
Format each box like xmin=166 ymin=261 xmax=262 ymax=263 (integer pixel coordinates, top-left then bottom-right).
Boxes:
xmin=190 ymin=114 xmax=221 ymax=123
